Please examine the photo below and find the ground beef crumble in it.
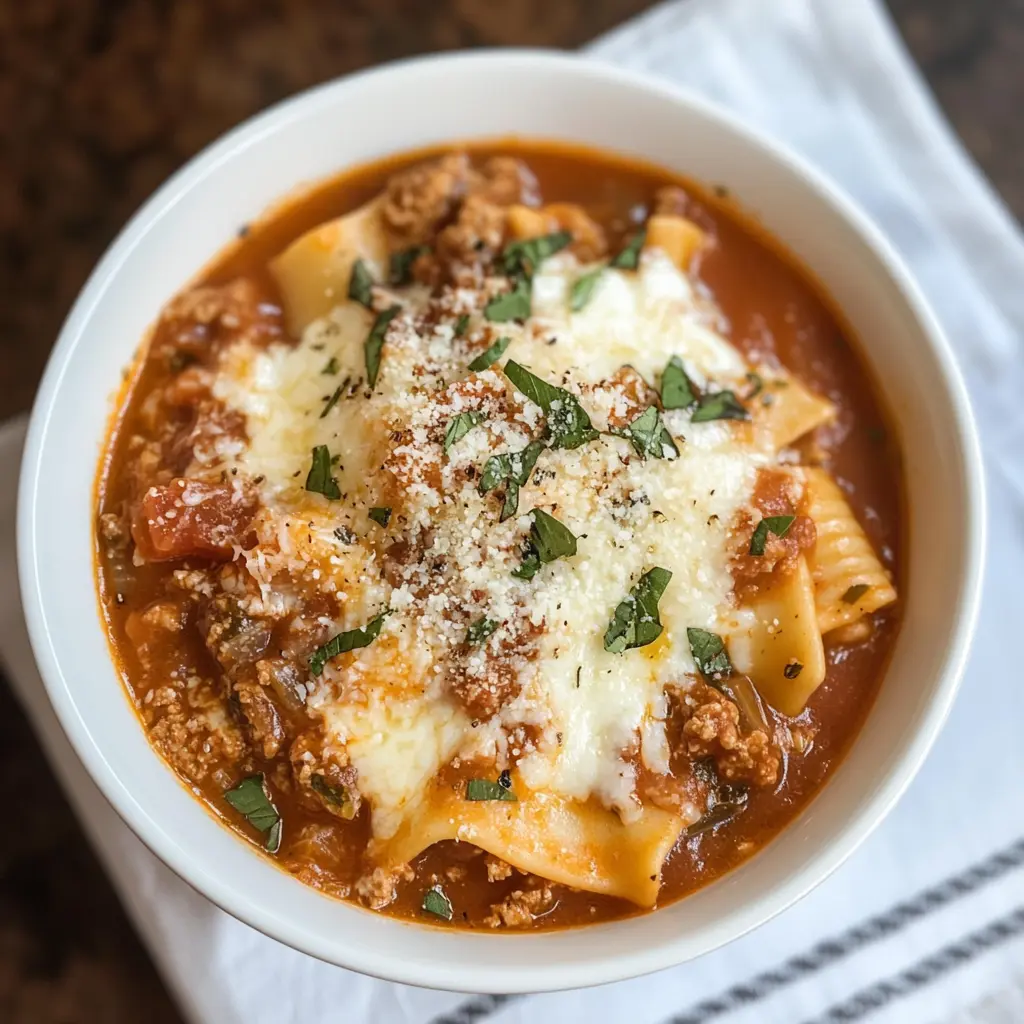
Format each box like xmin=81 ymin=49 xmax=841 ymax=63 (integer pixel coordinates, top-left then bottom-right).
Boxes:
xmin=483 ymin=886 xmax=555 ymax=928
xmin=675 ymin=682 xmax=781 ymax=788
xmin=356 ymin=864 xmax=415 ymax=911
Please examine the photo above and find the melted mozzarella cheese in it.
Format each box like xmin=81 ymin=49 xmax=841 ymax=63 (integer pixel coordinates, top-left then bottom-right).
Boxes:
xmin=210 ymin=250 xmax=770 ymax=840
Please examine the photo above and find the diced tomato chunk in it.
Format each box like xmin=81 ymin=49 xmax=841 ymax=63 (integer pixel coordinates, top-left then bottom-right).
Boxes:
xmin=132 ymin=479 xmax=257 ymax=561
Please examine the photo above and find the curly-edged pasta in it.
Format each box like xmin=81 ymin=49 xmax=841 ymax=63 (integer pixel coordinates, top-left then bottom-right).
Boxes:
xmin=805 ymin=467 xmax=897 ymax=634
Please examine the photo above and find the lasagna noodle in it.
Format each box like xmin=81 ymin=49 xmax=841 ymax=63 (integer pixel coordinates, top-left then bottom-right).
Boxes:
xmin=644 ymin=214 xmax=707 ymax=271
xmin=729 ymin=555 xmax=827 ymax=717
xmin=757 ymin=378 xmax=837 ymax=449
xmin=804 ymin=467 xmax=897 ymax=634
xmin=376 ymin=788 xmax=683 ymax=907
xmin=269 ymin=196 xmax=388 ymax=336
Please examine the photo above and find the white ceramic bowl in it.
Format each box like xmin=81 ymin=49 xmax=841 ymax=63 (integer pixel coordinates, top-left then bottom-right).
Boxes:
xmin=18 ymin=51 xmax=984 ymax=992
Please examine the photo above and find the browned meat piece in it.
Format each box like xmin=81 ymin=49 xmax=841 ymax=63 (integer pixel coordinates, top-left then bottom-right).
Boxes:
xmin=289 ymin=731 xmax=361 ymax=820
xmin=355 ymin=864 xmax=415 ymax=911
xmin=142 ymin=681 xmax=247 ymax=785
xmin=677 ymin=682 xmax=780 ymax=787
xmin=199 ymin=594 xmax=273 ymax=671
xmin=436 ymin=196 xmax=507 ymax=283
xmin=154 ymin=277 xmax=283 ymax=365
xmin=382 ymin=153 xmax=471 ymax=245
xmin=233 ymin=676 xmax=286 ymax=759
xmin=471 ymin=156 xmax=540 ymax=207
xmin=283 ymin=823 xmax=355 ymax=898
xmin=124 ymin=599 xmax=191 ymax=673
xmin=483 ymin=886 xmax=555 ymax=928
xmin=485 ymin=855 xmax=514 ymax=882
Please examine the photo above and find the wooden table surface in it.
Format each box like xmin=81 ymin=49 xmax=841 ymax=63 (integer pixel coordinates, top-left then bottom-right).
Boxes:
xmin=2 ymin=1 xmax=1020 ymax=1020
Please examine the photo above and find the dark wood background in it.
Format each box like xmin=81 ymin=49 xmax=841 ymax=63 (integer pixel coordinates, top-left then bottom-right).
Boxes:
xmin=2 ymin=1 xmax=1020 ymax=1020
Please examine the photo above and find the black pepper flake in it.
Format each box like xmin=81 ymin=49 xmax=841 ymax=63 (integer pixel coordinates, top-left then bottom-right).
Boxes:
xmin=498 ymin=770 xmax=512 ymax=790
xmin=237 ymin=223 xmax=251 ymax=238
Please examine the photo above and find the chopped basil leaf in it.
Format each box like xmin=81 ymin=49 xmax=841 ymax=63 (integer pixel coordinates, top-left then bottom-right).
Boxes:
xmin=604 ymin=567 xmax=673 ymax=653
xmin=479 ymin=439 xmax=545 ymax=522
xmin=842 ymin=583 xmax=871 ymax=604
xmin=745 ymin=371 xmax=764 ymax=398
xmin=619 ymin=405 xmax=679 ymax=460
xmin=466 ymin=778 xmax=517 ymax=801
xmin=513 ymin=509 xmax=577 ymax=579
xmin=501 ymin=231 xmax=572 ymax=278
xmin=224 ymin=774 xmax=282 ymax=852
xmin=321 ymin=356 xmax=340 ymax=375
xmin=422 ymin=885 xmax=453 ymax=921
xmin=389 ymin=245 xmax=429 ymax=286
xmin=661 ymin=355 xmax=698 ymax=410
xmin=364 ymin=305 xmax=400 ymax=389
xmin=264 ymin=819 xmax=283 ymax=853
xmin=468 ymin=335 xmax=511 ymax=371
xmin=687 ymin=627 xmax=733 ymax=682
xmin=310 ymin=774 xmax=356 ymax=819
xmin=749 ymin=515 xmax=796 ymax=556
xmin=570 ymin=267 xmax=603 ymax=311
xmin=484 ymin=277 xmax=531 ymax=322
xmin=685 ymin=793 xmax=748 ymax=838
xmin=610 ymin=229 xmax=646 ymax=270
xmin=305 ymin=445 xmax=340 ymax=499
xmin=454 ymin=313 xmax=470 ymax=337
xmin=503 ymin=360 xmax=598 ymax=450
xmin=368 ymin=506 xmax=392 ymax=527
xmin=309 ymin=612 xmax=387 ymax=675
xmin=348 ymin=258 xmax=375 ymax=309
xmin=784 ymin=661 xmax=804 ymax=680
xmin=466 ymin=617 xmax=498 ymax=644
xmin=320 ymin=384 xmax=343 ymax=419
xmin=444 ymin=410 xmax=487 ymax=453
xmin=691 ymin=390 xmax=749 ymax=422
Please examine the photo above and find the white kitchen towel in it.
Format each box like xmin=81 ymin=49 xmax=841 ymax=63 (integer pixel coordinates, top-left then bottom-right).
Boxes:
xmin=5 ymin=0 xmax=1024 ymax=1021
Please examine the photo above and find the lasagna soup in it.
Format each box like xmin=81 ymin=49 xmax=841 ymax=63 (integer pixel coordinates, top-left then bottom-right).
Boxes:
xmin=96 ymin=143 xmax=902 ymax=929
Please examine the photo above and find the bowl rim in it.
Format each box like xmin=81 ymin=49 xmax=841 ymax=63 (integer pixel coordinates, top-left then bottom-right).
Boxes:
xmin=17 ymin=48 xmax=985 ymax=992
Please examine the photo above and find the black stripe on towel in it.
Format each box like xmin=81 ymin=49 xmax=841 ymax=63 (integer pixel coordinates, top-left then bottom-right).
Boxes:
xmin=804 ymin=906 xmax=1024 ymax=1023
xmin=664 ymin=838 xmax=1024 ymax=1024
xmin=430 ymin=838 xmax=1024 ymax=1024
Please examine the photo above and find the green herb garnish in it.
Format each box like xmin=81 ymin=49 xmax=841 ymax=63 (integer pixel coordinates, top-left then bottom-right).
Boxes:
xmin=466 ymin=778 xmax=517 ymax=802
xmin=422 ymin=885 xmax=453 ymax=921
xmin=484 ymin=277 xmax=531 ymax=322
xmin=503 ymin=360 xmax=598 ymax=450
xmin=501 ymin=231 xmax=572 ymax=278
xmin=364 ymin=305 xmax=400 ymax=389
xmin=687 ymin=627 xmax=732 ymax=682
xmin=309 ymin=612 xmax=387 ymax=675
xmin=691 ymin=390 xmax=749 ymax=423
xmin=320 ymin=385 xmax=343 ymax=419
xmin=444 ymin=410 xmax=487 ymax=453
xmin=610 ymin=229 xmax=646 ymax=270
xmin=389 ymin=245 xmax=430 ymax=286
xmin=604 ymin=567 xmax=673 ymax=653
xmin=322 ymin=356 xmax=340 ymax=375
xmin=512 ymin=509 xmax=577 ymax=580
xmin=368 ymin=506 xmax=392 ymax=527
xmin=305 ymin=445 xmax=340 ymax=499
xmin=618 ymin=406 xmax=679 ymax=460
xmin=569 ymin=267 xmax=604 ymax=311
xmin=468 ymin=336 xmax=511 ymax=372
xmin=661 ymin=356 xmax=698 ymax=410
xmin=348 ymin=258 xmax=375 ymax=309
xmin=749 ymin=515 xmax=796 ymax=556
xmin=843 ymin=583 xmax=871 ymax=604
xmin=224 ymin=775 xmax=282 ymax=853
xmin=466 ymin=618 xmax=498 ymax=645
xmin=479 ymin=439 xmax=546 ymax=521
xmin=310 ymin=774 xmax=357 ymax=819
xmin=454 ymin=314 xmax=470 ymax=338
xmin=745 ymin=371 xmax=764 ymax=398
